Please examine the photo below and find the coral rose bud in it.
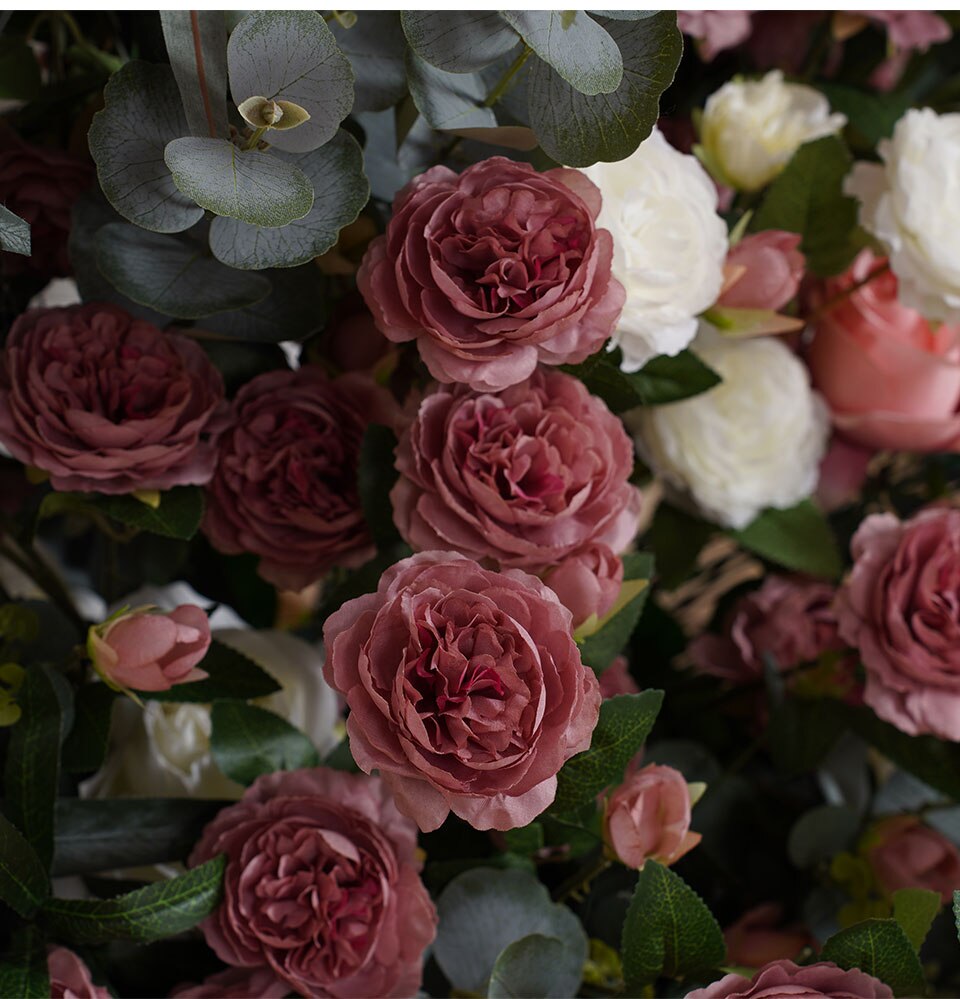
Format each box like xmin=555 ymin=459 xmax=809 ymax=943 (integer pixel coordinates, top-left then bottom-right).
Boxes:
xmin=87 ymin=604 xmax=211 ymax=693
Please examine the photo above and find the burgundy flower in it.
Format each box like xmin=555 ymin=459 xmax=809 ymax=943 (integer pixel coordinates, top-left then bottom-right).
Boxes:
xmin=685 ymin=959 xmax=893 ymax=999
xmin=323 ymin=551 xmax=601 ymax=831
xmin=0 ymin=128 xmax=92 ymax=277
xmin=392 ymin=367 xmax=641 ymax=573
xmin=203 ymin=367 xmax=395 ymax=591
xmin=0 ymin=304 xmax=226 ymax=493
xmin=358 ymin=157 xmax=624 ymax=391
xmin=189 ymin=768 xmax=437 ymax=999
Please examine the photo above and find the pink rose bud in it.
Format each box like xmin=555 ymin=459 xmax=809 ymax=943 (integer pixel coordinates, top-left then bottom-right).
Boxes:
xmin=48 ymin=946 xmax=111 ymax=999
xmin=87 ymin=604 xmax=211 ymax=693
xmin=546 ymin=545 xmax=624 ymax=630
xmin=603 ymin=763 xmax=702 ymax=869
xmin=867 ymin=815 xmax=960 ymax=904
xmin=685 ymin=959 xmax=893 ymax=999
xmin=723 ymin=903 xmax=815 ymax=968
xmin=598 ymin=655 xmax=640 ymax=699
xmin=718 ymin=231 xmax=805 ymax=313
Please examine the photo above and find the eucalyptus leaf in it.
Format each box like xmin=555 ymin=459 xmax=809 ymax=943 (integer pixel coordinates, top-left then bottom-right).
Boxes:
xmin=227 ymin=10 xmax=354 ymax=153
xmin=401 ymin=11 xmax=520 ymax=73
xmin=527 ymin=13 xmax=681 ymax=166
xmin=501 ymin=11 xmax=622 ymax=96
xmin=88 ymin=61 xmax=204 ymax=233
xmin=164 ymin=137 xmax=314 ymax=227
xmin=406 ymin=51 xmax=497 ymax=131
xmin=209 ymin=130 xmax=368 ymax=270
xmin=94 ymin=223 xmax=272 ymax=319
xmin=332 ymin=12 xmax=408 ymax=112
xmin=160 ymin=11 xmax=229 ymax=138
xmin=0 ymin=204 xmax=29 ymax=256
xmin=787 ymin=804 xmax=860 ymax=868
xmin=487 ymin=934 xmax=583 ymax=999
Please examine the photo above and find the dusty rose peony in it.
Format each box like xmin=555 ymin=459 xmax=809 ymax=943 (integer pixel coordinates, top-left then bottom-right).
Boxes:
xmin=807 ymin=251 xmax=960 ymax=452
xmin=817 ymin=437 xmax=873 ymax=513
xmin=48 ymin=946 xmax=111 ymax=999
xmin=0 ymin=304 xmax=226 ymax=494
xmin=723 ymin=903 xmax=815 ymax=968
xmin=719 ymin=231 xmax=805 ymax=312
xmin=598 ymin=656 xmax=639 ymax=699
xmin=677 ymin=11 xmax=753 ymax=60
xmin=357 ymin=157 xmax=624 ymax=392
xmin=189 ymin=768 xmax=437 ymax=999
xmin=87 ymin=604 xmax=211 ymax=692
xmin=689 ymin=575 xmax=844 ymax=686
xmin=866 ymin=815 xmax=960 ymax=903
xmin=0 ymin=128 xmax=92 ymax=277
xmin=837 ymin=508 xmax=960 ymax=739
xmin=545 ymin=544 xmax=624 ymax=630
xmin=685 ymin=959 xmax=893 ymax=998
xmin=323 ymin=551 xmax=601 ymax=831
xmin=392 ymin=368 xmax=641 ymax=573
xmin=203 ymin=367 xmax=395 ymax=591
xmin=172 ymin=966 xmax=296 ymax=997
xmin=603 ymin=763 xmax=701 ymax=869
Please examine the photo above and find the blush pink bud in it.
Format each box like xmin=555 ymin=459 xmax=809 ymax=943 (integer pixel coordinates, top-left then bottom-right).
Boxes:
xmin=598 ymin=656 xmax=640 ymax=698
xmin=48 ymin=946 xmax=111 ymax=999
xmin=867 ymin=815 xmax=960 ymax=903
xmin=546 ymin=544 xmax=624 ymax=630
xmin=719 ymin=231 xmax=805 ymax=312
xmin=87 ymin=604 xmax=211 ymax=693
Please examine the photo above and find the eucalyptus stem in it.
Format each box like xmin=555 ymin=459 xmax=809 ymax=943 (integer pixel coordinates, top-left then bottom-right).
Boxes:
xmin=484 ymin=44 xmax=533 ymax=108
xmin=0 ymin=537 xmax=85 ymax=633
xmin=552 ymin=850 xmax=612 ymax=903
xmin=244 ymin=125 xmax=268 ymax=150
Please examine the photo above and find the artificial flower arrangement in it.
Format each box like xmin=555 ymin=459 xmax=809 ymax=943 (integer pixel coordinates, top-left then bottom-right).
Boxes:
xmin=1 ymin=8 xmax=960 ymax=999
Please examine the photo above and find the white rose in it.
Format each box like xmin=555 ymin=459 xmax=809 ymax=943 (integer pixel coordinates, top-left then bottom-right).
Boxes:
xmin=700 ymin=70 xmax=847 ymax=191
xmin=845 ymin=107 xmax=960 ymax=324
xmin=581 ymin=127 xmax=728 ymax=372
xmin=630 ymin=327 xmax=830 ymax=529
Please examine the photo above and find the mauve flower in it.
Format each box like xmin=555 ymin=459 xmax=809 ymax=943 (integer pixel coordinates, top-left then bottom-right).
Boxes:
xmin=203 ymin=367 xmax=395 ymax=591
xmin=603 ymin=763 xmax=701 ymax=869
xmin=392 ymin=368 xmax=641 ymax=574
xmin=863 ymin=11 xmax=950 ymax=52
xmin=323 ymin=551 xmax=601 ymax=831
xmin=836 ymin=508 xmax=960 ymax=739
xmin=719 ymin=231 xmax=805 ymax=313
xmin=0 ymin=304 xmax=227 ymax=494
xmin=685 ymin=959 xmax=893 ymax=999
xmin=357 ymin=157 xmax=624 ymax=392
xmin=48 ymin=947 xmax=110 ymax=999
xmin=677 ymin=10 xmax=753 ymax=60
xmin=190 ymin=768 xmax=436 ymax=999
xmin=817 ymin=437 xmax=873 ymax=513
xmin=545 ymin=544 xmax=623 ymax=630
xmin=0 ymin=127 xmax=92 ymax=277
xmin=723 ymin=904 xmax=814 ymax=968
xmin=866 ymin=815 xmax=960 ymax=903
xmin=598 ymin=655 xmax=639 ymax=698
xmin=171 ymin=966 xmax=290 ymax=998
xmin=87 ymin=604 xmax=211 ymax=693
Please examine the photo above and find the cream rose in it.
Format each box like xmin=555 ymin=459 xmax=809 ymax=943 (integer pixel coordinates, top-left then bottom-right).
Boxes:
xmin=631 ymin=327 xmax=830 ymax=529
xmin=845 ymin=107 xmax=960 ymax=324
xmin=581 ymin=128 xmax=728 ymax=372
xmin=700 ymin=70 xmax=847 ymax=191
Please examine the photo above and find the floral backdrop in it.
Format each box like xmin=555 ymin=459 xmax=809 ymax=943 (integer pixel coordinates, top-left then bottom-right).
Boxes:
xmin=1 ymin=8 xmax=960 ymax=999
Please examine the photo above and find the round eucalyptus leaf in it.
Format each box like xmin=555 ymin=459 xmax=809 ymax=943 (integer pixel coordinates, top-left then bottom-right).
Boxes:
xmin=401 ymin=11 xmax=520 ymax=74
xmin=406 ymin=50 xmax=497 ymax=132
xmin=164 ymin=137 xmax=314 ymax=228
xmin=487 ymin=934 xmax=584 ymax=999
xmin=331 ymin=12 xmax=407 ymax=113
xmin=88 ymin=61 xmax=204 ymax=234
xmin=227 ymin=10 xmax=353 ymax=153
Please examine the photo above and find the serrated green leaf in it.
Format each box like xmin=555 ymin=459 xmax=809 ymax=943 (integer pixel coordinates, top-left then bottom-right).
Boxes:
xmin=61 ymin=683 xmax=116 ymax=775
xmin=622 ymin=859 xmax=726 ymax=989
xmin=143 ymin=638 xmax=280 ymax=704
xmin=358 ymin=424 xmax=401 ymax=551
xmin=577 ymin=552 xmax=653 ymax=671
xmin=553 ymin=690 xmax=664 ymax=814
xmin=892 ymin=888 xmax=941 ymax=953
xmin=488 ymin=933 xmax=583 ymax=999
xmin=751 ymin=135 xmax=862 ymax=278
xmin=95 ymin=487 xmax=206 ymax=540
xmin=732 ymin=499 xmax=843 ymax=580
xmin=160 ymin=11 xmax=229 ymax=139
xmin=0 ymin=810 xmax=50 ymax=917
xmin=401 ymin=11 xmax=520 ymax=74
xmin=210 ymin=701 xmax=320 ymax=786
xmin=42 ymin=854 xmax=226 ymax=944
xmin=0 ymin=204 xmax=30 ymax=256
xmin=0 ymin=925 xmax=49 ymax=999
xmin=820 ymin=919 xmax=923 ymax=997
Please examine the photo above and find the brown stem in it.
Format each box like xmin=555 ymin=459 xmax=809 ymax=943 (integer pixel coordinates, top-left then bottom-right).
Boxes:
xmin=191 ymin=10 xmax=218 ymax=139
xmin=810 ymin=260 xmax=891 ymax=321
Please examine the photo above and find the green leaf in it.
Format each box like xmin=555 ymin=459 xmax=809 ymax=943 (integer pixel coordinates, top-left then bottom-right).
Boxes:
xmin=94 ymin=486 xmax=207 ymax=540
xmin=892 ymin=888 xmax=941 ymax=953
xmin=52 ymin=799 xmax=225 ymax=877
xmin=160 ymin=11 xmax=229 ymax=139
xmin=502 ymin=11 xmax=622 ymax=95
xmin=488 ymin=933 xmax=583 ymax=999
xmin=501 ymin=823 xmax=545 ymax=858
xmin=0 ymin=811 xmax=50 ymax=917
xmin=820 ymin=919 xmax=923 ymax=997
xmin=527 ymin=13 xmax=681 ymax=166
xmin=0 ymin=925 xmax=49 ymax=999
xmin=0 ymin=204 xmax=30 ymax=256
xmin=227 ymin=10 xmax=354 ymax=154
xmin=401 ymin=11 xmax=520 ymax=73
xmin=434 ymin=867 xmax=588 ymax=995
xmin=208 ymin=130 xmax=369 ymax=270
xmin=88 ymin=61 xmax=204 ymax=234
xmin=42 ymin=853 xmax=226 ymax=945
xmin=553 ymin=690 xmax=664 ymax=814
xmin=622 ymin=860 xmax=726 ymax=989
xmin=61 ymin=683 xmax=116 ymax=775
xmin=358 ymin=424 xmax=401 ymax=551
xmin=954 ymin=890 xmax=960 ymax=943
xmin=406 ymin=51 xmax=497 ymax=131
xmin=647 ymin=504 xmax=714 ymax=590
xmin=751 ymin=135 xmax=862 ymax=278
xmin=787 ymin=804 xmax=860 ymax=868
xmin=732 ymin=500 xmax=843 ymax=579
xmin=819 ymin=83 xmax=910 ymax=146
xmin=0 ymin=37 xmax=41 ymax=101
xmin=4 ymin=664 xmax=70 ymax=870
xmin=577 ymin=552 xmax=653 ymax=671
xmin=332 ymin=12 xmax=407 ymax=113
xmin=143 ymin=638 xmax=281 ymax=704
xmin=769 ymin=698 xmax=846 ymax=775
xmin=324 ymin=737 xmax=362 ymax=774
xmin=164 ymin=137 xmax=314 ymax=227
xmin=210 ymin=701 xmax=320 ymax=786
